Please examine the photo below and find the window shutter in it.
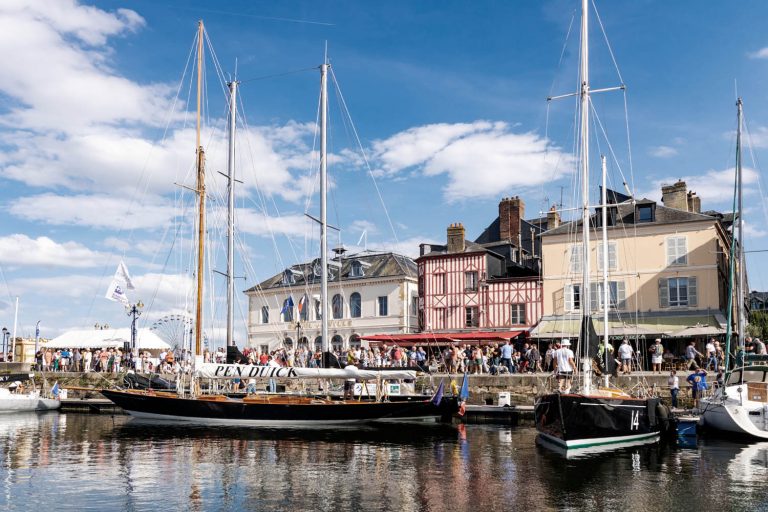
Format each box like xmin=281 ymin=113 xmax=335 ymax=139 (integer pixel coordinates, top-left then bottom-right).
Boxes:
xmin=565 ymin=285 xmax=573 ymax=312
xmin=610 ymin=243 xmax=617 ymax=270
xmin=658 ymin=278 xmax=669 ymax=308
xmin=688 ymin=277 xmax=698 ymax=307
xmin=590 ymin=283 xmax=599 ymax=312
xmin=616 ymin=281 xmax=626 ymax=310
xmin=597 ymin=245 xmax=603 ymax=271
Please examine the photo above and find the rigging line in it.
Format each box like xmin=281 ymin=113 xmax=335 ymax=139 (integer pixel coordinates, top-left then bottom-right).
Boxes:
xmin=743 ymin=115 xmax=768 ymax=234
xmin=547 ymin=8 xmax=578 ymax=102
xmin=591 ymin=0 xmax=624 ymax=84
xmin=622 ymin=90 xmax=636 ymax=196
xmin=589 ymin=101 xmax=632 ymax=193
xmin=239 ymin=67 xmax=319 ymax=85
xmin=156 ymin=4 xmax=335 ymax=26
xmin=329 ymin=67 xmax=400 ymax=246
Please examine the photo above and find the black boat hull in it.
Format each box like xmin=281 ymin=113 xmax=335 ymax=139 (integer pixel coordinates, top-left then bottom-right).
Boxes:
xmin=101 ymin=389 xmax=457 ymax=425
xmin=534 ymin=393 xmax=662 ymax=449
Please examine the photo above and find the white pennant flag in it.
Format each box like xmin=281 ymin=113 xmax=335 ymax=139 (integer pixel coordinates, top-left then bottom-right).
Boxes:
xmin=105 ymin=260 xmax=135 ymax=304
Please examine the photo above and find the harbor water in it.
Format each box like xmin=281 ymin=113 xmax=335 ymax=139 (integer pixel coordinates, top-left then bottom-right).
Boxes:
xmin=1 ymin=413 xmax=768 ymax=511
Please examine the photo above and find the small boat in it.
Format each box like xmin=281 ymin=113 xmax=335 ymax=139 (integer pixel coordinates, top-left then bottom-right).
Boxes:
xmin=0 ymin=373 xmax=60 ymax=412
xmin=701 ymin=365 xmax=768 ymax=439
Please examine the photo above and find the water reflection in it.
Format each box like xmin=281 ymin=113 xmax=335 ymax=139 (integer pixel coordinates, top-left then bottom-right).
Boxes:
xmin=0 ymin=414 xmax=767 ymax=511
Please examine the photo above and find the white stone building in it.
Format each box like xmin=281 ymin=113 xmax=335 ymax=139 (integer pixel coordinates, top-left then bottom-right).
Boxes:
xmin=245 ymin=251 xmax=419 ymax=353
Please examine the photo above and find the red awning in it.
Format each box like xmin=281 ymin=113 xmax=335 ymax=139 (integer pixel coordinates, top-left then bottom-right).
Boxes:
xmin=359 ymin=330 xmax=525 ymax=347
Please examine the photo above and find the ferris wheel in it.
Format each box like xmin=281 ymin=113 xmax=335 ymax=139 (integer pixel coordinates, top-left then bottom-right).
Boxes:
xmin=150 ymin=314 xmax=195 ymax=350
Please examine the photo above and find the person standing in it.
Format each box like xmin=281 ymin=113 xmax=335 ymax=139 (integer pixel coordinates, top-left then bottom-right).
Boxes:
xmin=668 ymin=369 xmax=680 ymax=409
xmin=705 ymin=338 xmax=717 ymax=371
xmin=618 ymin=339 xmax=634 ymax=375
xmin=685 ymin=341 xmax=703 ymax=370
xmin=500 ymin=340 xmax=514 ymax=375
xmin=650 ymin=338 xmax=664 ymax=374
xmin=553 ymin=340 xmax=576 ymax=393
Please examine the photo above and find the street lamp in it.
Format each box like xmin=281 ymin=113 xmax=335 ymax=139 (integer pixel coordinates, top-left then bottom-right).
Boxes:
xmin=126 ymin=300 xmax=144 ymax=366
xmin=1 ymin=327 xmax=7 ymax=362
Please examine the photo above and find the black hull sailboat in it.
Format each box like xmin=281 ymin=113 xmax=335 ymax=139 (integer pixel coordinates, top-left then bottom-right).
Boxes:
xmin=535 ymin=393 xmax=663 ymax=449
xmin=101 ymin=388 xmax=458 ymax=425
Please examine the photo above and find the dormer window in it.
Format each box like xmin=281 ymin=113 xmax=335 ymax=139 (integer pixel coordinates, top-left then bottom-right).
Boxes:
xmin=282 ymin=269 xmax=296 ymax=285
xmin=351 ymin=260 xmax=364 ymax=278
xmin=637 ymin=204 xmax=654 ymax=223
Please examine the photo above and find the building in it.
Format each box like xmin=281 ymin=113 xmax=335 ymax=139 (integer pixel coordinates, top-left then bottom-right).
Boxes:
xmin=533 ymin=180 xmax=742 ymax=352
xmin=750 ymin=291 xmax=768 ymax=312
xmin=245 ymin=251 xmax=419 ymax=353
xmin=365 ymin=197 xmax=547 ymax=347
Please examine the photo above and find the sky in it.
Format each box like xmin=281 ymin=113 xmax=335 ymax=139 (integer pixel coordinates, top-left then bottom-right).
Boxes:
xmin=3 ymin=0 xmax=768 ymax=348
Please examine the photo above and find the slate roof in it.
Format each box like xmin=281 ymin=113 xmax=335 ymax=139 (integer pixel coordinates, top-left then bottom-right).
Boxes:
xmin=245 ymin=252 xmax=417 ymax=292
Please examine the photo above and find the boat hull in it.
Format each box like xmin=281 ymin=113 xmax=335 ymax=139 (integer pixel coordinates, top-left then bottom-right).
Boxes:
xmin=101 ymin=389 xmax=457 ymax=426
xmin=0 ymin=397 xmax=60 ymax=413
xmin=701 ymin=390 xmax=768 ymax=439
xmin=534 ymin=393 xmax=662 ymax=449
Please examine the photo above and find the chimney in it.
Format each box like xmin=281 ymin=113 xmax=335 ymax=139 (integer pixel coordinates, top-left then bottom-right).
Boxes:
xmin=447 ymin=223 xmax=466 ymax=253
xmin=661 ymin=180 xmax=689 ymax=211
xmin=499 ymin=196 xmax=525 ymax=242
xmin=546 ymin=204 xmax=561 ymax=230
xmin=687 ymin=190 xmax=701 ymax=213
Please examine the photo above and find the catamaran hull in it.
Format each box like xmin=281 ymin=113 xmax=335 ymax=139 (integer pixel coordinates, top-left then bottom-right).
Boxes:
xmin=534 ymin=393 xmax=662 ymax=449
xmin=101 ymin=389 xmax=457 ymax=425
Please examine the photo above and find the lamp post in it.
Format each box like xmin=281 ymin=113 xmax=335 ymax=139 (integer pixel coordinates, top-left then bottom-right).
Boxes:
xmin=296 ymin=321 xmax=302 ymax=349
xmin=126 ymin=300 xmax=144 ymax=366
xmin=1 ymin=327 xmax=7 ymax=362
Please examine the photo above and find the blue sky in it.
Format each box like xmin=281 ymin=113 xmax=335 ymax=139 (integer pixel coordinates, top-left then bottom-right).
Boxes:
xmin=2 ymin=0 xmax=768 ymax=346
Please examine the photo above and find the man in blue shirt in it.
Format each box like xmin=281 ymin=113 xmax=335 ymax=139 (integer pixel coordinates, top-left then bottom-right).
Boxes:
xmin=500 ymin=340 xmax=514 ymax=375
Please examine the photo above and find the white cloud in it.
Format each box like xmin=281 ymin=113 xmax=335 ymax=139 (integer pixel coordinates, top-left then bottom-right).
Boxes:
xmin=649 ymin=145 xmax=678 ymax=158
xmin=741 ymin=125 xmax=768 ymax=149
xmin=236 ymin=208 xmax=312 ymax=238
xmin=370 ymin=121 xmax=574 ymax=201
xmin=749 ymin=47 xmax=768 ymax=59
xmin=369 ymin=236 xmax=440 ymax=259
xmin=0 ymin=234 xmax=108 ymax=268
xmin=644 ymin=167 xmax=758 ymax=205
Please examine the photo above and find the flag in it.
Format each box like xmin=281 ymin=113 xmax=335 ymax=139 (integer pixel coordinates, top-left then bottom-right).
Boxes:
xmin=431 ymin=380 xmax=445 ymax=406
xmin=459 ymin=372 xmax=470 ymax=401
xmin=51 ymin=382 xmax=60 ymax=398
xmin=105 ymin=260 xmax=134 ymax=304
xmin=298 ymin=295 xmax=306 ymax=313
xmin=35 ymin=324 xmax=40 ymax=339
xmin=281 ymin=296 xmax=294 ymax=314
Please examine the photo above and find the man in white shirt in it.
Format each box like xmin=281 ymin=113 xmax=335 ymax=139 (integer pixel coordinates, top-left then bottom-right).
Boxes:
xmin=618 ymin=339 xmax=634 ymax=375
xmin=553 ymin=339 xmax=576 ymax=393
xmin=705 ymin=339 xmax=717 ymax=370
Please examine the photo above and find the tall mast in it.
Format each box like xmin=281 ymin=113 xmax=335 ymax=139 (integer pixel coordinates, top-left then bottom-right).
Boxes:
xmin=579 ymin=0 xmax=592 ymax=394
xmin=226 ymin=79 xmax=238 ymax=347
xmin=601 ymin=155 xmax=610 ymax=388
xmin=320 ymin=61 xmax=329 ymax=357
xmin=736 ymin=98 xmax=745 ymax=351
xmin=194 ymin=20 xmax=206 ymax=359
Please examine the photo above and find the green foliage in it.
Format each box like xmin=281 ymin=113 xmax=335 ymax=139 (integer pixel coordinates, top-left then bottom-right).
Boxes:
xmin=748 ymin=311 xmax=768 ymax=339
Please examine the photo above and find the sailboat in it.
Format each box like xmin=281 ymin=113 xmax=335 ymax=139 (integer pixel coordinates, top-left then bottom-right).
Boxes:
xmin=0 ymin=373 xmax=60 ymax=412
xmin=700 ymin=99 xmax=768 ymax=439
xmin=101 ymin=23 xmax=457 ymax=425
xmin=533 ymin=0 xmax=665 ymax=451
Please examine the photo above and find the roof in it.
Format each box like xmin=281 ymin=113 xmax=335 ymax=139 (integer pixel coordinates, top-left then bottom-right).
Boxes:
xmin=542 ymin=197 xmax=723 ymax=237
xmin=45 ymin=328 xmax=171 ymax=350
xmin=530 ymin=312 xmax=727 ymax=339
xmin=246 ymin=252 xmax=417 ymax=292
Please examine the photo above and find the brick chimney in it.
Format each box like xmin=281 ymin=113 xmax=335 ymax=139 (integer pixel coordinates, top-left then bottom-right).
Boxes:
xmin=499 ymin=196 xmax=525 ymax=242
xmin=687 ymin=190 xmax=701 ymax=213
xmin=661 ymin=180 xmax=688 ymax=211
xmin=447 ymin=223 xmax=466 ymax=253
xmin=546 ymin=204 xmax=560 ymax=230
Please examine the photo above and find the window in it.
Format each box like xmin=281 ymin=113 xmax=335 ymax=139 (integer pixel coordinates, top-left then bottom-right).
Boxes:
xmin=331 ymin=334 xmax=344 ymax=352
xmin=589 ymin=281 xmax=627 ymax=311
xmin=659 ymin=277 xmax=698 ymax=308
xmin=260 ymin=344 xmax=269 ymax=354
xmin=350 ymin=260 xmax=364 ymax=278
xmin=510 ymin=303 xmax=526 ymax=325
xmin=350 ymin=292 xmax=362 ymax=318
xmin=638 ymin=205 xmax=654 ymax=222
xmin=565 ymin=284 xmax=581 ymax=312
xmin=314 ymin=337 xmax=323 ymax=352
xmin=434 ymin=308 xmax=447 ymax=329
xmin=569 ymin=245 xmax=582 ymax=273
xmin=377 ymin=296 xmax=389 ymax=316
xmin=332 ymin=294 xmax=344 ymax=319
xmin=282 ymin=298 xmax=294 ymax=322
xmin=282 ymin=269 xmax=296 ymax=285
xmin=284 ymin=338 xmax=293 ymax=350
xmin=261 ymin=305 xmax=269 ymax=324
xmin=667 ymin=236 xmax=688 ymax=266
xmin=435 ymin=272 xmax=446 ymax=294
xmin=597 ymin=242 xmax=618 ymax=271
xmin=411 ymin=295 xmax=418 ymax=316
xmin=465 ymin=306 xmax=479 ymax=327
xmin=299 ymin=294 xmax=309 ymax=321
xmin=465 ymin=271 xmax=478 ymax=291
xmin=314 ymin=298 xmax=322 ymax=320
xmin=349 ymin=334 xmax=362 ymax=349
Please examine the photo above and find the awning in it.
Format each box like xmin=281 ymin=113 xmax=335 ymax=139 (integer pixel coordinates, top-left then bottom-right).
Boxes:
xmin=44 ymin=328 xmax=172 ymax=350
xmin=530 ymin=313 xmax=727 ymax=340
xmin=360 ymin=330 xmax=525 ymax=347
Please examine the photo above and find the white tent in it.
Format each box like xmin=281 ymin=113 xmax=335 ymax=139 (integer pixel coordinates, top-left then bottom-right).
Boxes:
xmin=44 ymin=328 xmax=171 ymax=350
